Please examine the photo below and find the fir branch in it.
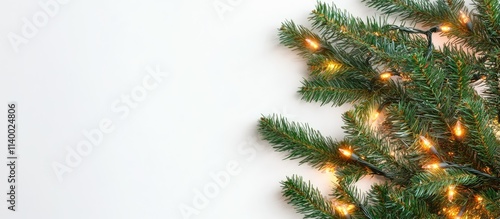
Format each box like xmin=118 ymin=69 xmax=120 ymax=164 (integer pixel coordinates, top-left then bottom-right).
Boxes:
xmin=458 ymin=96 xmax=500 ymax=174
xmin=364 ymin=0 xmax=498 ymax=51
xmin=310 ymin=2 xmax=427 ymax=66
xmin=265 ymin=1 xmax=500 ymax=218
xmin=479 ymin=188 xmax=500 ymax=216
xmin=403 ymin=54 xmax=456 ymax=139
xmin=299 ymin=76 xmax=373 ymax=106
xmin=281 ymin=175 xmax=337 ymax=219
xmin=278 ymin=20 xmax=324 ymax=58
xmin=342 ymin=110 xmax=412 ymax=180
xmin=472 ymin=0 xmax=500 ymax=47
xmin=473 ymin=0 xmax=500 ymax=29
xmin=258 ymin=115 xmax=340 ymax=168
xmin=362 ymin=0 xmax=457 ymax=26
xmin=385 ymin=102 xmax=425 ymax=147
xmin=444 ymin=162 xmax=500 ymax=182
xmin=332 ymin=176 xmax=372 ymax=219
xmin=382 ymin=187 xmax=437 ymax=218
xmin=366 ymin=184 xmax=438 ymax=219
xmin=409 ymin=169 xmax=481 ymax=199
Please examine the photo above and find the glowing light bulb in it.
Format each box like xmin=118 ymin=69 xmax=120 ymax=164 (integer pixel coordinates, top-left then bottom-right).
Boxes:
xmin=476 ymin=196 xmax=483 ymax=202
xmin=325 ymin=61 xmax=341 ymax=71
xmin=379 ymin=72 xmax=392 ymax=80
xmin=371 ymin=112 xmax=380 ymax=121
xmin=439 ymin=25 xmax=451 ymax=32
xmin=340 ymin=26 xmax=347 ymax=33
xmin=336 ymin=204 xmax=354 ymax=216
xmin=305 ymin=38 xmax=320 ymax=50
xmin=453 ymin=120 xmax=464 ymax=138
xmin=459 ymin=11 xmax=469 ymax=24
xmin=420 ymin=136 xmax=433 ymax=149
xmin=423 ymin=163 xmax=440 ymax=169
xmin=339 ymin=148 xmax=352 ymax=158
xmin=323 ymin=166 xmax=335 ymax=173
xmin=337 ymin=206 xmax=348 ymax=215
xmin=448 ymin=186 xmax=456 ymax=202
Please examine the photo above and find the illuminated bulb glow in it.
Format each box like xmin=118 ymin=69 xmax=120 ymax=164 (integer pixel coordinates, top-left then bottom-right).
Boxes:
xmin=339 ymin=148 xmax=352 ymax=158
xmin=380 ymin=72 xmax=392 ymax=80
xmin=371 ymin=111 xmax=380 ymax=122
xmin=323 ymin=166 xmax=335 ymax=173
xmin=447 ymin=186 xmax=456 ymax=202
xmin=340 ymin=26 xmax=347 ymax=33
xmin=420 ymin=136 xmax=433 ymax=149
xmin=476 ymin=196 xmax=483 ymax=202
xmin=305 ymin=38 xmax=320 ymax=50
xmin=459 ymin=11 xmax=469 ymax=23
xmin=423 ymin=163 xmax=440 ymax=169
xmin=440 ymin=25 xmax=451 ymax=32
xmin=454 ymin=121 xmax=464 ymax=137
xmin=336 ymin=204 xmax=355 ymax=216
xmin=325 ymin=61 xmax=341 ymax=71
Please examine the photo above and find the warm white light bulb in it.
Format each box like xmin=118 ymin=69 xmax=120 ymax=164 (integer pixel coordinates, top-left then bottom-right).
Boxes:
xmin=305 ymin=38 xmax=320 ymax=50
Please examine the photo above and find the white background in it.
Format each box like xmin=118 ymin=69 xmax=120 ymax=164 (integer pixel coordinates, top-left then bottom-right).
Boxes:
xmin=0 ymin=0 xmax=387 ymax=218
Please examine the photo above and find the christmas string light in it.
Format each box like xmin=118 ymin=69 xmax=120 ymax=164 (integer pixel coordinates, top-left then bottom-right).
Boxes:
xmin=338 ymin=148 xmax=394 ymax=179
xmin=339 ymin=148 xmax=354 ymax=159
xmin=388 ymin=24 xmax=452 ymax=59
xmin=325 ymin=61 xmax=341 ymax=72
xmin=476 ymin=196 xmax=483 ymax=202
xmin=335 ymin=204 xmax=355 ymax=218
xmin=459 ymin=11 xmax=473 ymax=31
xmin=423 ymin=162 xmax=449 ymax=169
xmin=322 ymin=163 xmax=336 ymax=174
xmin=459 ymin=11 xmax=469 ymax=23
xmin=370 ymin=100 xmax=394 ymax=122
xmin=379 ymin=72 xmax=392 ymax=80
xmin=420 ymin=136 xmax=442 ymax=159
xmin=305 ymin=38 xmax=320 ymax=51
xmin=453 ymin=120 xmax=465 ymax=139
xmin=370 ymin=111 xmax=380 ymax=122
xmin=437 ymin=25 xmax=451 ymax=32
xmin=423 ymin=162 xmax=500 ymax=181
xmin=420 ymin=136 xmax=433 ymax=148
xmin=447 ymin=185 xmax=456 ymax=202
xmin=270 ymin=3 xmax=500 ymax=218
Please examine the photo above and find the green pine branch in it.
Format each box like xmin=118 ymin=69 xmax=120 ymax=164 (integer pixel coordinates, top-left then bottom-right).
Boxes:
xmin=362 ymin=0 xmax=457 ymax=25
xmin=299 ymin=76 xmax=373 ymax=106
xmin=262 ymin=1 xmax=500 ymax=218
xmin=409 ymin=169 xmax=480 ymax=199
xmin=366 ymin=184 xmax=438 ymax=219
xmin=310 ymin=2 xmax=426 ymax=66
xmin=342 ymin=110 xmax=414 ymax=181
xmin=458 ymin=96 xmax=500 ymax=174
xmin=281 ymin=175 xmax=337 ymax=219
xmin=258 ymin=115 xmax=341 ymax=168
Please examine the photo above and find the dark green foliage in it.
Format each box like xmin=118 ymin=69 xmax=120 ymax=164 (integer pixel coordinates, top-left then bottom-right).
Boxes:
xmin=281 ymin=176 xmax=337 ymax=219
xmin=299 ymin=76 xmax=373 ymax=106
xmin=258 ymin=115 xmax=340 ymax=168
xmin=259 ymin=1 xmax=500 ymax=218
